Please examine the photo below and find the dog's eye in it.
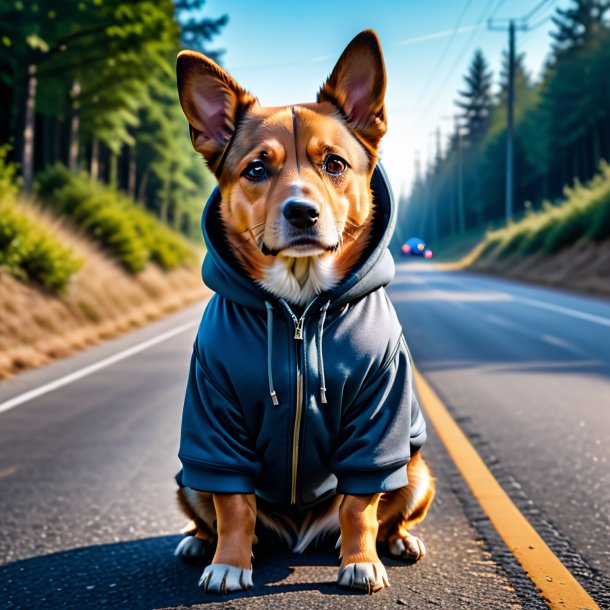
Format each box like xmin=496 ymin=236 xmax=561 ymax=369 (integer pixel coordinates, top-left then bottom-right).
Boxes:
xmin=323 ymin=154 xmax=347 ymax=176
xmin=242 ymin=161 xmax=267 ymax=181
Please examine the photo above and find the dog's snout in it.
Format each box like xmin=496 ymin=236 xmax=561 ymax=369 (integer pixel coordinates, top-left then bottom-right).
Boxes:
xmin=283 ymin=199 xmax=320 ymax=229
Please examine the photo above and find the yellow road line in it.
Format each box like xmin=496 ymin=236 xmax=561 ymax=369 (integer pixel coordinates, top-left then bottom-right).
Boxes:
xmin=414 ymin=367 xmax=600 ymax=610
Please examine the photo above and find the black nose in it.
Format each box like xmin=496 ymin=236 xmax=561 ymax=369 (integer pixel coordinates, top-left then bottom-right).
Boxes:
xmin=283 ymin=199 xmax=320 ymax=229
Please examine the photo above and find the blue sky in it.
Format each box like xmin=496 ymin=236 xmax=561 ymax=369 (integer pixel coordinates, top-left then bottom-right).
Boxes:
xmin=202 ymin=0 xmax=569 ymax=196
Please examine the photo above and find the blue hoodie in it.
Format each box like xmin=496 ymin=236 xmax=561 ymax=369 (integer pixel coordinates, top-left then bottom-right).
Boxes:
xmin=178 ymin=165 xmax=427 ymax=509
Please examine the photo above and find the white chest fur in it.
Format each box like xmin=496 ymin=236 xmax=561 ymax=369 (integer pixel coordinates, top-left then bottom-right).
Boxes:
xmin=258 ymin=256 xmax=339 ymax=306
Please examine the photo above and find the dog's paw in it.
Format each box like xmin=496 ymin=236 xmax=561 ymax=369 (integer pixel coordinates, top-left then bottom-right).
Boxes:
xmin=174 ymin=536 xmax=213 ymax=564
xmin=199 ymin=564 xmax=253 ymax=594
xmin=337 ymin=562 xmax=389 ymax=594
xmin=387 ymin=532 xmax=426 ymax=562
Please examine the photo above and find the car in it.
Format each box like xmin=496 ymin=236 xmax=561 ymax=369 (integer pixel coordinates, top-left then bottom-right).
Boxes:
xmin=401 ymin=237 xmax=433 ymax=259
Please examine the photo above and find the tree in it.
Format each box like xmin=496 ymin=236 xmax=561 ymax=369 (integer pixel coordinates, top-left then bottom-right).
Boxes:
xmin=456 ymin=49 xmax=494 ymax=148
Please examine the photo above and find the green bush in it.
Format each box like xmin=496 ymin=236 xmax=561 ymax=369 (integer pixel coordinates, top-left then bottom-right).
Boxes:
xmin=0 ymin=199 xmax=82 ymax=292
xmin=478 ymin=164 xmax=610 ymax=259
xmin=0 ymin=144 xmax=19 ymax=202
xmin=35 ymin=164 xmax=195 ymax=273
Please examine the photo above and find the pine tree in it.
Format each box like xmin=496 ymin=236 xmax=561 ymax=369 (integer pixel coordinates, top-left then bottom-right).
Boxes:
xmin=551 ymin=0 xmax=610 ymax=55
xmin=455 ymin=49 xmax=493 ymax=148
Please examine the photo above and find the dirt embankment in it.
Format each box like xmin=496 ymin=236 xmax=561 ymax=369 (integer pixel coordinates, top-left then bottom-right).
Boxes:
xmin=464 ymin=240 xmax=610 ymax=297
xmin=0 ymin=214 xmax=209 ymax=379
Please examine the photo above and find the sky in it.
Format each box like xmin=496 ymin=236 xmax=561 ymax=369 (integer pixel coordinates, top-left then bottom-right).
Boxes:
xmin=201 ymin=0 xmax=570 ymax=198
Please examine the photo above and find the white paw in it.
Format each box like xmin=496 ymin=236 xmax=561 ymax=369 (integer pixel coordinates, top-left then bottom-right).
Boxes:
xmin=199 ymin=563 xmax=253 ymax=594
xmin=388 ymin=534 xmax=426 ymax=561
xmin=337 ymin=562 xmax=389 ymax=594
xmin=174 ymin=536 xmax=212 ymax=562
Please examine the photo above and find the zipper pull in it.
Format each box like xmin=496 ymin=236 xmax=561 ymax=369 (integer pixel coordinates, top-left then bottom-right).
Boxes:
xmin=294 ymin=317 xmax=304 ymax=340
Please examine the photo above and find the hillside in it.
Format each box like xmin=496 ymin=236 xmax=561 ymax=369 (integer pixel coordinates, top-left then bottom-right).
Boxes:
xmin=0 ymin=160 xmax=208 ymax=379
xmin=461 ymin=165 xmax=610 ymax=295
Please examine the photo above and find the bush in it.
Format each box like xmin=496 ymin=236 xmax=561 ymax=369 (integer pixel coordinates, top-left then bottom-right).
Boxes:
xmin=0 ymin=144 xmax=19 ymax=202
xmin=477 ymin=163 xmax=610 ymax=259
xmin=0 ymin=199 xmax=82 ymax=292
xmin=35 ymin=165 xmax=195 ymax=273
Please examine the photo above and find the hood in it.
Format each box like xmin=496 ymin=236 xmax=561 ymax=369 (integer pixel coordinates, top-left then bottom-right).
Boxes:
xmin=200 ymin=164 xmax=396 ymax=311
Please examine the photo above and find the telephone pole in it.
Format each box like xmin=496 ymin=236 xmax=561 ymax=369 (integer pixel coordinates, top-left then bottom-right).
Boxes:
xmin=488 ymin=16 xmax=528 ymax=224
xmin=441 ymin=114 xmax=465 ymax=235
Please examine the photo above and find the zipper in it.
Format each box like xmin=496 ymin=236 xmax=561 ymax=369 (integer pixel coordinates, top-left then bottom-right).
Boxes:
xmin=291 ymin=355 xmax=303 ymax=504
xmin=280 ymin=298 xmax=318 ymax=505
xmin=280 ymin=299 xmax=318 ymax=506
xmin=291 ymin=313 xmax=305 ymax=505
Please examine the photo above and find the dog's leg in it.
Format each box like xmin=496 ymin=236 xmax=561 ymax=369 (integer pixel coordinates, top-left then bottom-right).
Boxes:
xmin=337 ymin=493 xmax=389 ymax=593
xmin=175 ymin=487 xmax=216 ymax=563
xmin=377 ymin=452 xmax=435 ymax=562
xmin=199 ymin=492 xmax=256 ymax=594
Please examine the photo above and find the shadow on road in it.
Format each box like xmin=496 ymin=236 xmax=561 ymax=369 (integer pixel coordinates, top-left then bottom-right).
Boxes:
xmin=2 ymin=535 xmax=398 ymax=610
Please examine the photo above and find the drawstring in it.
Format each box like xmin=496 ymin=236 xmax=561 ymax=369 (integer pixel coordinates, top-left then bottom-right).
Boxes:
xmin=265 ymin=302 xmax=279 ymax=406
xmin=265 ymin=299 xmax=331 ymax=407
xmin=317 ymin=300 xmax=331 ymax=404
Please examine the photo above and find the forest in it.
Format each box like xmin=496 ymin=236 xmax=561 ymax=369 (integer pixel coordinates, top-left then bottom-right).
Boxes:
xmin=398 ymin=0 xmax=610 ymax=247
xmin=0 ymin=0 xmax=222 ymax=240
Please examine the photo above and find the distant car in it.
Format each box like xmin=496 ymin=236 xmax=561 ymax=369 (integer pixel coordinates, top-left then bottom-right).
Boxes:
xmin=401 ymin=237 xmax=433 ymax=259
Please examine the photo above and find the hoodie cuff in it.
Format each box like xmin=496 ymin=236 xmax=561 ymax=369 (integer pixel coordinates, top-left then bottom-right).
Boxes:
xmin=336 ymin=464 xmax=408 ymax=495
xmin=179 ymin=458 xmax=256 ymax=494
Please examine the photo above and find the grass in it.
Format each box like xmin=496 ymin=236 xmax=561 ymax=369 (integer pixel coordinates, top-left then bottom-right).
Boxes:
xmin=0 ymin=205 xmax=207 ymax=379
xmin=0 ymin=148 xmax=82 ymax=293
xmin=36 ymin=164 xmax=196 ymax=273
xmin=478 ymin=163 xmax=610 ymax=260
xmin=0 ymin=154 xmax=208 ymax=379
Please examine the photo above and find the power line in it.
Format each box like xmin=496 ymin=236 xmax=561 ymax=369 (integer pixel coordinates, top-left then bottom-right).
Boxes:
xmin=409 ymin=0 xmax=477 ymax=105
xmin=411 ymin=0 xmax=508 ymax=138
xmin=523 ymin=0 xmax=555 ymax=22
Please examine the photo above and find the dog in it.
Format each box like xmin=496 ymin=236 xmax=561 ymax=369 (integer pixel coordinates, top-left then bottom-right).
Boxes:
xmin=174 ymin=29 xmax=434 ymax=595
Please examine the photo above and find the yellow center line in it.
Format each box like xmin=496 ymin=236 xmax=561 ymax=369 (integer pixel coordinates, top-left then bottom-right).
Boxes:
xmin=414 ymin=366 xmax=600 ymax=610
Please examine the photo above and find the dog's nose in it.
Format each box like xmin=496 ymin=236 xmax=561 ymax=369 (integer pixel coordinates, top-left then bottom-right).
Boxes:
xmin=283 ymin=199 xmax=319 ymax=229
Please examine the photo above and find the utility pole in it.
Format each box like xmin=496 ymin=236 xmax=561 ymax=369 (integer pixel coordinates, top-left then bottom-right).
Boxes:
xmin=429 ymin=127 xmax=441 ymax=243
xmin=506 ymin=20 xmax=515 ymax=225
xmin=441 ymin=114 xmax=465 ymax=235
xmin=455 ymin=116 xmax=465 ymax=234
xmin=488 ymin=14 xmax=529 ymax=224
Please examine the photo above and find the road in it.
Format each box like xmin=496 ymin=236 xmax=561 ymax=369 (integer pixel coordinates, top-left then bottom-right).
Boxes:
xmin=0 ymin=265 xmax=608 ymax=609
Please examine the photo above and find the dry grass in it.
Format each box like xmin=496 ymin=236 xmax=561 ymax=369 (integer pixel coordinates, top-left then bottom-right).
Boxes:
xmin=0 ymin=202 xmax=209 ymax=379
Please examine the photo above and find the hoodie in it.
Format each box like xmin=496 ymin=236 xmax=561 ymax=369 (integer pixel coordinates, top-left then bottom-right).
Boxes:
xmin=177 ymin=164 xmax=427 ymax=509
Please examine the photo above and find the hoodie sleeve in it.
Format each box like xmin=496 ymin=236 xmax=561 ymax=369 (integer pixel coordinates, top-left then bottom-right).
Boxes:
xmin=330 ymin=335 xmax=426 ymax=495
xmin=178 ymin=344 xmax=261 ymax=493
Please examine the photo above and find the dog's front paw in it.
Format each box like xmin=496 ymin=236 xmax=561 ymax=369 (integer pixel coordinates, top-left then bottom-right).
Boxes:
xmin=337 ymin=562 xmax=389 ymax=594
xmin=174 ymin=535 xmax=213 ymax=564
xmin=199 ymin=564 xmax=253 ymax=594
xmin=388 ymin=532 xmax=426 ymax=562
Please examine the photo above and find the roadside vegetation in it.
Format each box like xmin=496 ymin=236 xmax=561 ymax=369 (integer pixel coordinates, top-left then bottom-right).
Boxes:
xmin=0 ymin=147 xmax=208 ymax=379
xmin=478 ymin=164 xmax=610 ymax=260
xmin=0 ymin=147 xmax=82 ymax=292
xmin=397 ymin=0 xmax=610 ymax=254
xmin=0 ymin=2 xmax=220 ymax=377
xmin=36 ymin=164 xmax=195 ymax=274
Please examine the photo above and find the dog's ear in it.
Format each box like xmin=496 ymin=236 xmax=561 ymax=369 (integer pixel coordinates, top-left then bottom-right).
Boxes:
xmin=318 ymin=30 xmax=387 ymax=153
xmin=177 ymin=51 xmax=257 ymax=171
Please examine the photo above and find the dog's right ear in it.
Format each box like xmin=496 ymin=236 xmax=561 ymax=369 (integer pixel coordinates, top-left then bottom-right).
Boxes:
xmin=318 ymin=30 xmax=387 ymax=155
xmin=176 ymin=51 xmax=257 ymax=171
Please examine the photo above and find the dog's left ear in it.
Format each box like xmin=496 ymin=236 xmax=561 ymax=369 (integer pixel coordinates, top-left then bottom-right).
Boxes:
xmin=318 ymin=30 xmax=387 ymax=153
xmin=176 ymin=51 xmax=257 ymax=172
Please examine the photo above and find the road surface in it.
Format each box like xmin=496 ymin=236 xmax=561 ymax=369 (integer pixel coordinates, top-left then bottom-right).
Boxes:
xmin=0 ymin=264 xmax=608 ymax=609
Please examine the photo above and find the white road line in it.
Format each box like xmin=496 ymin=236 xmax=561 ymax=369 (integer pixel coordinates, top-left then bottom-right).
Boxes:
xmin=516 ymin=296 xmax=610 ymax=328
xmin=0 ymin=320 xmax=199 ymax=415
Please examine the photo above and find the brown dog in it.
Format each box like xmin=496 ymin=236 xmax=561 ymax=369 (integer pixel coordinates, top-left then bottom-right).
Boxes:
xmin=174 ymin=30 xmax=434 ymax=594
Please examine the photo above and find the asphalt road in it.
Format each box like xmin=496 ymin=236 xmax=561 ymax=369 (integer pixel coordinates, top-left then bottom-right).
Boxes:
xmin=0 ymin=266 xmax=608 ymax=609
